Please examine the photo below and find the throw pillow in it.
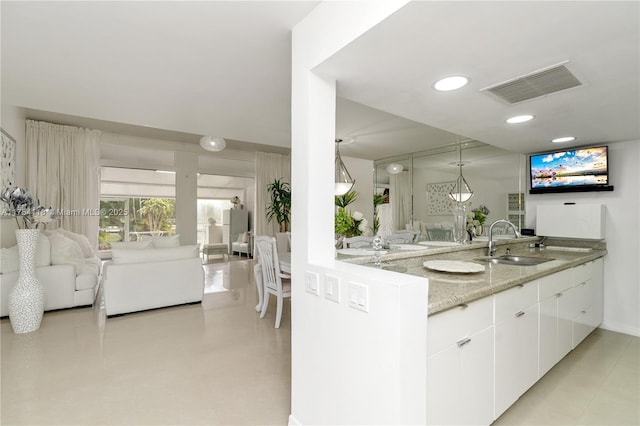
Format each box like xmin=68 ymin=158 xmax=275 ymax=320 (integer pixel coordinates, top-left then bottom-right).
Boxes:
xmin=110 ymin=240 xmax=152 ymax=250
xmin=241 ymin=232 xmax=249 ymax=243
xmin=0 ymin=234 xmax=51 ymax=273
xmin=60 ymin=229 xmax=95 ymax=258
xmin=47 ymin=232 xmax=85 ymax=275
xmin=0 ymin=246 xmax=18 ymax=274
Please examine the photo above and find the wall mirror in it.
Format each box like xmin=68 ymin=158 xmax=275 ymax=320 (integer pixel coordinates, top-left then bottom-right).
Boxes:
xmin=374 ymin=140 xmax=526 ymax=240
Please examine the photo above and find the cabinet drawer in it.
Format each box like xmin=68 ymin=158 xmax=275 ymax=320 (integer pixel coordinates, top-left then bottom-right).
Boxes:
xmin=427 ymin=296 xmax=493 ymax=356
xmin=573 ymin=261 xmax=592 ymax=285
xmin=539 ymin=268 xmax=573 ymax=301
xmin=573 ymin=279 xmax=592 ymax=311
xmin=495 ymin=281 xmax=538 ymax=324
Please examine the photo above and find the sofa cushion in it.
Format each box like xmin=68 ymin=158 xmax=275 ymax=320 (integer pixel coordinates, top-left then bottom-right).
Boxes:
xmin=111 ymin=245 xmax=199 ymax=264
xmin=140 ymin=234 xmax=180 ymax=248
xmin=76 ymin=264 xmax=99 ymax=291
xmin=0 ymin=233 xmax=51 ymax=273
xmin=59 ymin=229 xmax=95 ymax=258
xmin=110 ymin=240 xmax=152 ymax=249
xmin=47 ymin=232 xmax=85 ymax=275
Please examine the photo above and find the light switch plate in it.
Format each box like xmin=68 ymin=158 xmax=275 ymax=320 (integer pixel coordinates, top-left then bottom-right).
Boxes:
xmin=305 ymin=271 xmax=320 ymax=296
xmin=325 ymin=274 xmax=340 ymax=303
xmin=348 ymin=281 xmax=369 ymax=312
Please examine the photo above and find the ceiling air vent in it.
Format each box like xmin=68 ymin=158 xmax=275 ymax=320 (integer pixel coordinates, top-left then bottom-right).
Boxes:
xmin=481 ymin=62 xmax=583 ymax=104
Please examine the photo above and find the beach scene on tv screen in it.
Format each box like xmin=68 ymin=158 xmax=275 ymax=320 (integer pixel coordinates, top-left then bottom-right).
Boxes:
xmin=531 ymin=147 xmax=608 ymax=188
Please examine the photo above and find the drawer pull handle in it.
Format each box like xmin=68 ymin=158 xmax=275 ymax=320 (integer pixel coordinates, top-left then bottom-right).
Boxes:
xmin=515 ymin=311 xmax=525 ymax=317
xmin=556 ymin=293 xmax=563 ymax=298
xmin=517 ymin=284 xmax=524 ymax=288
xmin=458 ymin=303 xmax=469 ymax=309
xmin=457 ymin=337 xmax=471 ymax=347
xmin=581 ymin=310 xmax=587 ymax=314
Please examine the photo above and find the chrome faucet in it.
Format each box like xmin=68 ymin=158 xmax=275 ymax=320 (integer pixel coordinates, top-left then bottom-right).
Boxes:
xmin=487 ymin=219 xmax=521 ymax=256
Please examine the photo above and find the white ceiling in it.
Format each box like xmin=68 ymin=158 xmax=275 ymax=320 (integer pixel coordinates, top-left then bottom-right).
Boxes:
xmin=2 ymin=1 xmax=639 ymax=161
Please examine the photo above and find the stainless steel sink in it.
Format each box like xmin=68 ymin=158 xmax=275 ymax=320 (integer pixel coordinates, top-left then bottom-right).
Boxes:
xmin=475 ymin=255 xmax=554 ymax=266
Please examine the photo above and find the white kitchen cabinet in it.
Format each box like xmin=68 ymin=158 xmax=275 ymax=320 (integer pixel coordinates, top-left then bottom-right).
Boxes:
xmin=538 ymin=268 xmax=574 ymax=377
xmin=573 ymin=261 xmax=594 ymax=347
xmin=494 ymin=282 xmax=539 ymax=419
xmin=590 ymin=258 xmax=604 ymax=327
xmin=426 ymin=297 xmax=494 ymax=426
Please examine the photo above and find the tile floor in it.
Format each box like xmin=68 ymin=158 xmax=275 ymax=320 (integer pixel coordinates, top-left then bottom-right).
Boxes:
xmin=1 ymin=258 xmax=638 ymax=425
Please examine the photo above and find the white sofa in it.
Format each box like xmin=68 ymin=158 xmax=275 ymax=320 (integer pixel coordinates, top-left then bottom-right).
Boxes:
xmin=1 ymin=229 xmax=101 ymax=317
xmin=101 ymin=243 xmax=204 ymax=316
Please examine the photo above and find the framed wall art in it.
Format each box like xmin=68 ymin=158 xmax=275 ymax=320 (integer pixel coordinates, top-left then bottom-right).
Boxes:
xmin=426 ymin=181 xmax=456 ymax=215
xmin=1 ymin=128 xmax=16 ymax=191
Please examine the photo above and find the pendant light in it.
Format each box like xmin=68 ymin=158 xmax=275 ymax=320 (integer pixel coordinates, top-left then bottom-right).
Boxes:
xmin=335 ymin=138 xmax=355 ymax=195
xmin=448 ymin=142 xmax=474 ymax=203
xmin=200 ymin=136 xmax=226 ymax=152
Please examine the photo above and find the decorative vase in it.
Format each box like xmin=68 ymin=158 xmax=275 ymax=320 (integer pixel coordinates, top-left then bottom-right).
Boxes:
xmin=475 ymin=224 xmax=484 ymax=237
xmin=8 ymin=229 xmax=45 ymax=334
xmin=451 ymin=204 xmax=468 ymax=244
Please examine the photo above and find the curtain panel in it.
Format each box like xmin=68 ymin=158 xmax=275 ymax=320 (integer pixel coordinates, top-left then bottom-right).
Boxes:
xmin=254 ymin=152 xmax=291 ymax=237
xmin=390 ymin=171 xmax=411 ymax=232
xmin=26 ymin=120 xmax=101 ymax=249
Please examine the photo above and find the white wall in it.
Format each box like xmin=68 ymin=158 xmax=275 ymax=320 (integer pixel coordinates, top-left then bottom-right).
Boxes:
xmin=525 ymin=140 xmax=640 ymax=336
xmin=291 ymin=1 xmax=428 ymax=425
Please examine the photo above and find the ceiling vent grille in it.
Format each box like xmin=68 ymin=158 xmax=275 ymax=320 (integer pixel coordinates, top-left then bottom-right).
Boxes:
xmin=482 ymin=62 xmax=583 ymax=104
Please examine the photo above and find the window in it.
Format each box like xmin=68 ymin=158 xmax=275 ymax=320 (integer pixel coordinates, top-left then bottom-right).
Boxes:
xmin=99 ymin=167 xmax=176 ymax=251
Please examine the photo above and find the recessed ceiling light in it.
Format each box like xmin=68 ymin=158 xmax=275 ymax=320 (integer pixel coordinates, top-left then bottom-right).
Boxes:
xmin=506 ymin=114 xmax=534 ymax=124
xmin=433 ymin=76 xmax=469 ymax=91
xmin=551 ymin=136 xmax=576 ymax=143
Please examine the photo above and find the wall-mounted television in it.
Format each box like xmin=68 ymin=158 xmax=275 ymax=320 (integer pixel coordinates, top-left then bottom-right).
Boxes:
xmin=529 ymin=145 xmax=614 ymax=194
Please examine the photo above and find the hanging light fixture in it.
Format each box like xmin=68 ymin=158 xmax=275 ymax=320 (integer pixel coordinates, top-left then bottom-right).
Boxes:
xmin=335 ymin=138 xmax=355 ymax=195
xmin=386 ymin=163 xmax=404 ymax=175
xmin=448 ymin=142 xmax=474 ymax=203
xmin=200 ymin=136 xmax=227 ymax=152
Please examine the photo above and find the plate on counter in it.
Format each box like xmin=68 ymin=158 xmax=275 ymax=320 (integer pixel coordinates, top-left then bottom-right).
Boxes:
xmin=337 ymin=248 xmax=388 ymax=256
xmin=423 ymin=260 xmax=485 ymax=274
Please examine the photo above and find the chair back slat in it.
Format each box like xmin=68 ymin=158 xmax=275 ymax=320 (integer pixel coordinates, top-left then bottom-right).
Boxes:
xmin=255 ymin=235 xmax=283 ymax=292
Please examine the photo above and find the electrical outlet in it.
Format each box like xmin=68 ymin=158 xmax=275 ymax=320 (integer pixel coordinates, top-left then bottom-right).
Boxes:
xmin=325 ymin=274 xmax=340 ymax=303
xmin=348 ymin=281 xmax=369 ymax=312
xmin=305 ymin=271 xmax=319 ymax=296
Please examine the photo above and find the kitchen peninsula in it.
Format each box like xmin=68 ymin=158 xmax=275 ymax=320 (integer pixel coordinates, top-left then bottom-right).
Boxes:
xmin=342 ymin=236 xmax=606 ymax=425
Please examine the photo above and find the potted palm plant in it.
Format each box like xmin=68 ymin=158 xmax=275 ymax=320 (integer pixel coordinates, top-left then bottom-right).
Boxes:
xmin=266 ymin=178 xmax=291 ymax=252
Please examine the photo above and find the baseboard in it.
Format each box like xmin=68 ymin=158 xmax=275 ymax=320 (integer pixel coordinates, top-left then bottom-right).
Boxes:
xmin=600 ymin=322 xmax=640 ymax=337
xmin=288 ymin=414 xmax=301 ymax=426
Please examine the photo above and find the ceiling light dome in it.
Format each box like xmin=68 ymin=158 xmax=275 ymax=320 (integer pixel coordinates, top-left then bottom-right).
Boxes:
xmin=386 ymin=163 xmax=404 ymax=174
xmin=200 ymin=136 xmax=227 ymax=152
xmin=506 ymin=114 xmax=534 ymax=124
xmin=434 ymin=75 xmax=469 ymax=91
xmin=551 ymin=136 xmax=576 ymax=143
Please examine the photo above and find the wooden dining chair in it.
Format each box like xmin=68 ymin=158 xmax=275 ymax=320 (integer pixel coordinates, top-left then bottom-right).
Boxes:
xmin=255 ymin=235 xmax=291 ymax=328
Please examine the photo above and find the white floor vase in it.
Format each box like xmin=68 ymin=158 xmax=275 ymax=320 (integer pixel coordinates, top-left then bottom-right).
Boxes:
xmin=8 ymin=229 xmax=45 ymax=334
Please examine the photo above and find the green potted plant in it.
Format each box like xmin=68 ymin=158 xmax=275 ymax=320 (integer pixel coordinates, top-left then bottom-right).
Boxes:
xmin=266 ymin=178 xmax=291 ymax=233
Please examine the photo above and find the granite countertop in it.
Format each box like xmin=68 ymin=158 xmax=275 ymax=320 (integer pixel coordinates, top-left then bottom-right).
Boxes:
xmin=340 ymin=237 xmax=607 ymax=316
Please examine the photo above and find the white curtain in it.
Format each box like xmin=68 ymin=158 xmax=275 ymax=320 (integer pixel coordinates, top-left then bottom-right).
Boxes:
xmin=26 ymin=120 xmax=101 ymax=250
xmin=390 ymin=171 xmax=411 ymax=231
xmin=254 ymin=152 xmax=291 ymax=237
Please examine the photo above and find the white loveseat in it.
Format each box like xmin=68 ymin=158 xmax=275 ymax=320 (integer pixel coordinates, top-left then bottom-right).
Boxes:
xmin=0 ymin=229 xmax=101 ymax=317
xmin=101 ymin=241 xmax=204 ymax=316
